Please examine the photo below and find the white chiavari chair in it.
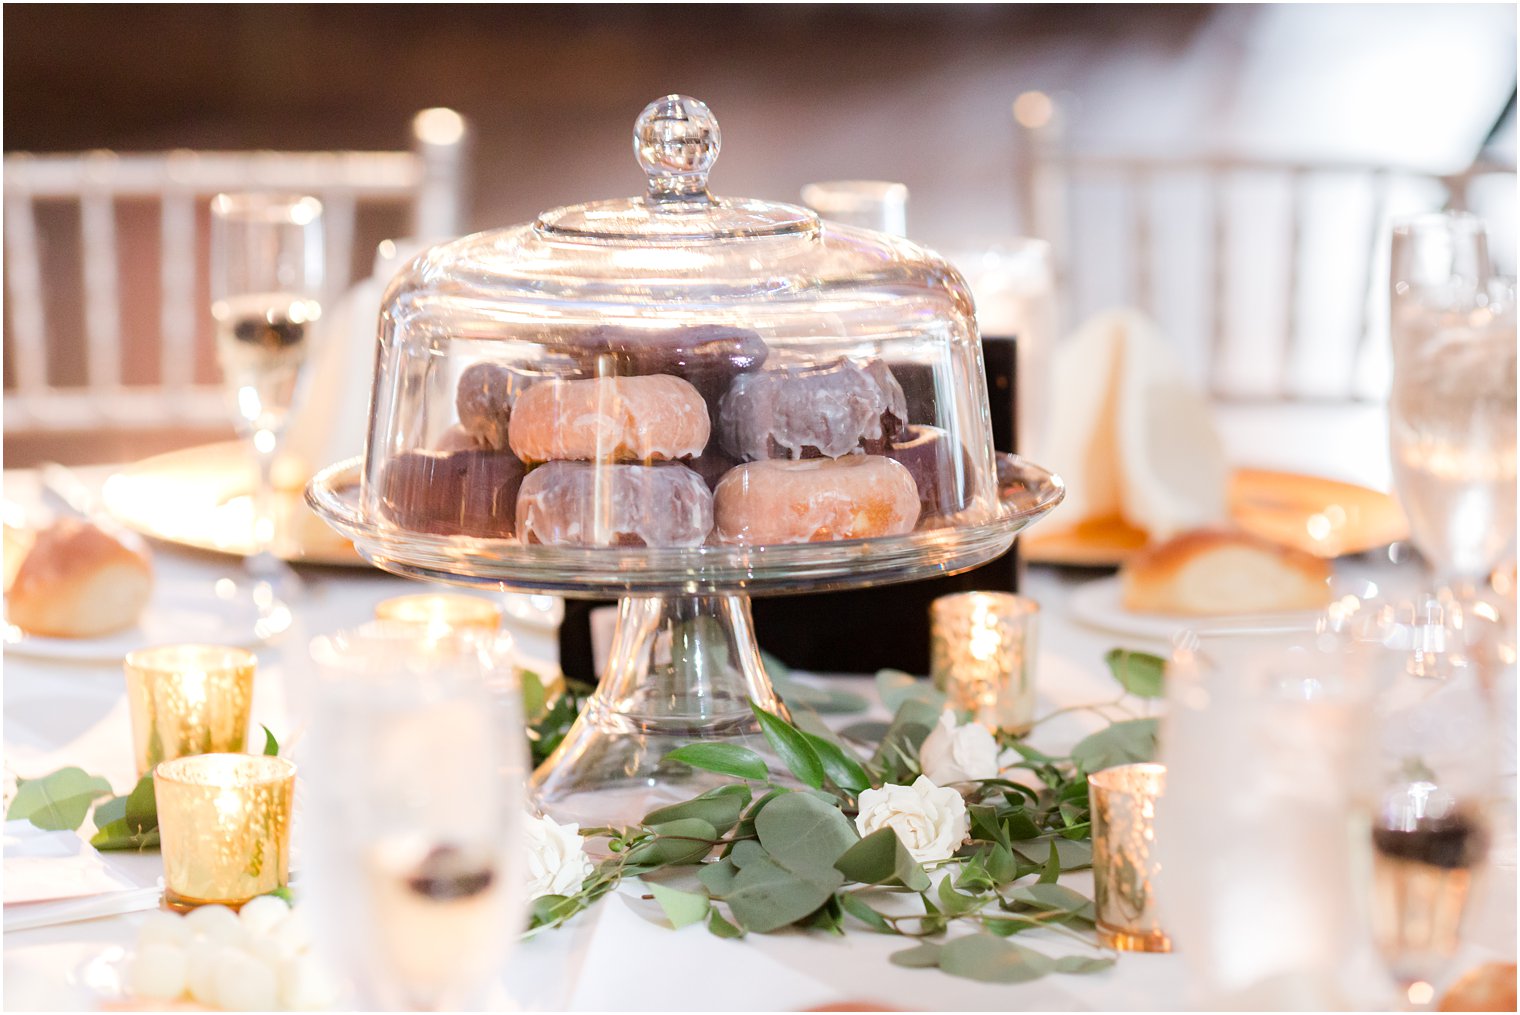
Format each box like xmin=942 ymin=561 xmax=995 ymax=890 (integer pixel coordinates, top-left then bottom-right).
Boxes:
xmin=3 ymin=108 xmax=468 ymax=440
xmin=1015 ymin=106 xmax=1516 ymax=405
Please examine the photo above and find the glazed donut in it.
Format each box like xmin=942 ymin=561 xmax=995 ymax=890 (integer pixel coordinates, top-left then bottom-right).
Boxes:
xmin=712 ymin=455 xmax=921 ymax=545
xmin=380 ymin=449 xmax=527 ymax=539
xmin=884 ymin=425 xmax=978 ymax=524
xmin=717 ymin=358 xmax=907 ymax=461
xmin=508 ymin=375 xmax=710 ymax=464
xmin=516 ymin=461 xmax=713 ymax=548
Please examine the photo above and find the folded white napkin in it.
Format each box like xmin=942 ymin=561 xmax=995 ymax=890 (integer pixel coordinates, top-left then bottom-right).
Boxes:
xmin=1042 ymin=309 xmax=1230 ymax=539
xmin=3 ymin=821 xmax=143 ymax=906
xmin=281 ymin=238 xmax=436 ymax=484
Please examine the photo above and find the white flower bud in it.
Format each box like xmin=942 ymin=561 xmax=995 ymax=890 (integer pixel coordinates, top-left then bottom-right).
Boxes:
xmin=524 ymin=813 xmax=594 ymax=900
xmin=854 ymin=775 xmax=970 ymax=864
xmin=918 ymin=711 xmax=1000 ymax=786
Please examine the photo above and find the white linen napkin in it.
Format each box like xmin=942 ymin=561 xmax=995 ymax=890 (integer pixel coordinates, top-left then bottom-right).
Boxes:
xmin=3 ymin=820 xmax=160 ymax=931
xmin=1041 ymin=308 xmax=1230 ymax=539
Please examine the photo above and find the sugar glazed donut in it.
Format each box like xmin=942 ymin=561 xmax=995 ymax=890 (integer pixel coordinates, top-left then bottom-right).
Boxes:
xmin=712 ymin=456 xmax=921 ymax=545
xmin=508 ymin=375 xmax=710 ymax=464
xmin=517 ymin=461 xmax=714 ymax=547
xmin=717 ymin=358 xmax=907 ymax=461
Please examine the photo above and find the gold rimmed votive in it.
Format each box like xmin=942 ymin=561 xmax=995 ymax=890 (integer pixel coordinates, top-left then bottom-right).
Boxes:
xmin=154 ymin=753 xmax=296 ymax=911
xmin=1089 ymin=762 xmax=1170 ymax=953
xmin=374 ymin=593 xmax=503 ymax=634
xmin=929 ymin=591 xmax=1039 ymax=733
xmin=124 ymin=645 xmax=256 ymax=777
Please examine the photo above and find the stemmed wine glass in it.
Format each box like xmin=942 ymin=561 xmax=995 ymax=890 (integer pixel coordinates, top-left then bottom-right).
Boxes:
xmin=209 ymin=192 xmax=325 ymax=639
xmin=1363 ymin=595 xmax=1498 ymax=1009
xmin=1388 ymin=212 xmax=1518 ymax=642
xmin=300 ymin=623 xmax=528 ymax=1010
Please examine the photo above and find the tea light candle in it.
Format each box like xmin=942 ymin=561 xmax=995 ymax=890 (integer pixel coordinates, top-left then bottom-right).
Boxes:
xmin=155 ymin=753 xmax=296 ymax=911
xmin=124 ymin=645 xmax=256 ymax=777
xmin=1089 ymin=762 xmax=1170 ymax=952
xmin=374 ymin=594 xmax=503 ymax=635
xmin=929 ymin=591 xmax=1039 ymax=733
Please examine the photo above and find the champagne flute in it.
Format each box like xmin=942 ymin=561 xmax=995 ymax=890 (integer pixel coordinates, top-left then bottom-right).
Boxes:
xmin=209 ymin=192 xmax=325 ymax=638
xmin=1389 ymin=213 xmax=1518 ymax=626
xmin=301 ymin=623 xmax=528 ymax=1011
xmin=1364 ymin=595 xmax=1498 ymax=1009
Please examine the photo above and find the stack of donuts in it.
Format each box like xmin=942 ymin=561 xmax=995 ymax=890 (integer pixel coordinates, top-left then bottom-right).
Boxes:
xmin=378 ymin=324 xmax=980 ymax=548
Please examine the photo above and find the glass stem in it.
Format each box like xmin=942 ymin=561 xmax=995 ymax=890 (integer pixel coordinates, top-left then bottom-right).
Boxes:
xmin=248 ymin=428 xmax=281 ymax=581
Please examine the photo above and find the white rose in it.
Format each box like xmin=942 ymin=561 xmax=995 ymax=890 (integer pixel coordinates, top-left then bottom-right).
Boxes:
xmin=918 ymin=711 xmax=1000 ymax=786
xmin=524 ymin=813 xmax=593 ymax=900
xmin=854 ymin=775 xmax=969 ymax=864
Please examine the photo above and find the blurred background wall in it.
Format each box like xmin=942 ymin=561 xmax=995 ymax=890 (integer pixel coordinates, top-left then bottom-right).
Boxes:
xmin=4 ymin=3 xmax=1516 ymax=465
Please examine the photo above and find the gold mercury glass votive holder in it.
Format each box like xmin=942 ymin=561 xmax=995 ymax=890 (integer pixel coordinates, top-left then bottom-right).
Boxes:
xmin=929 ymin=591 xmax=1039 ymax=733
xmin=1089 ymin=762 xmax=1170 ymax=953
xmin=124 ymin=645 xmax=256 ymax=778
xmin=374 ymin=593 xmax=503 ymax=634
xmin=154 ymin=753 xmax=296 ymax=912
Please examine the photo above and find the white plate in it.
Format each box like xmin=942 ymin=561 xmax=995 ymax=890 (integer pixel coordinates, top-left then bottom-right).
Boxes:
xmin=1067 ymin=575 xmax=1197 ymax=644
xmin=4 ymin=578 xmax=263 ymax=664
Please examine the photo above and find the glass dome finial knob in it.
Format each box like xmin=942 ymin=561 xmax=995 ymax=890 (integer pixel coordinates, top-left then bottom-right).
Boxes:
xmin=634 ymin=94 xmax=720 ymax=202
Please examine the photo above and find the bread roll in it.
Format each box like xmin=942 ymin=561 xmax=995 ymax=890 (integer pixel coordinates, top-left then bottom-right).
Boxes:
xmin=4 ymin=518 xmax=153 ymax=638
xmin=1119 ymin=529 xmax=1331 ymax=616
xmin=1439 ymin=962 xmax=1517 ymax=1012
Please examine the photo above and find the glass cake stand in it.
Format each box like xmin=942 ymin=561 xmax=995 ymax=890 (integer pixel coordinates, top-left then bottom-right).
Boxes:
xmin=309 ymin=453 xmax=1063 ymax=828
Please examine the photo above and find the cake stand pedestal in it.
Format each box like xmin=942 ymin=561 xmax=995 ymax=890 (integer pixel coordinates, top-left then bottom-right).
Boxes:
xmin=308 ymin=453 xmax=1063 ymax=829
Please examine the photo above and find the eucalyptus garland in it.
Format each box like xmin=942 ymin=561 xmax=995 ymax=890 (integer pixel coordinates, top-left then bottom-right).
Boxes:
xmin=520 ymin=650 xmax=1166 ymax=985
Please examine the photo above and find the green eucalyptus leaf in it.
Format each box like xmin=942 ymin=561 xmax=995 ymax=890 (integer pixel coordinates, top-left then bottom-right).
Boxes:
xmin=530 ymin=894 xmax=581 ymax=927
xmin=754 ymin=792 xmax=858 ymax=874
xmin=939 ymin=934 xmax=1052 ymax=983
xmin=520 ymin=670 xmax=548 ymax=720
xmin=261 ymin=725 xmax=280 ymax=757
xmin=92 ymin=794 xmax=128 ymax=829
xmin=833 ymin=828 xmax=931 ymax=892
xmin=773 ymin=674 xmax=870 ymax=716
xmin=869 ymin=698 xmax=941 ymax=779
xmin=649 ymin=882 xmax=710 ymax=929
xmin=838 ymin=720 xmax=891 ymax=745
xmin=875 ymin=669 xmax=944 ymax=712
xmin=936 ymin=874 xmax=983 ymax=916
xmin=1104 ymin=648 xmax=1167 ymax=698
xmin=839 ymin=893 xmax=897 ymax=933
xmin=1051 ymin=954 xmax=1117 ymax=974
xmin=1003 ymin=883 xmax=1093 ymax=917
xmin=698 ymin=856 xmax=740 ymax=896
xmin=1012 ymin=835 xmax=1093 ymax=871
xmin=664 ymin=743 xmax=768 ymax=782
xmin=728 ymin=840 xmax=767 ymax=869
xmin=800 ymin=732 xmax=871 ymax=794
xmin=749 ymin=704 xmax=825 ymax=789
xmin=1070 ymin=718 xmax=1159 ymax=774
xmin=723 ymin=851 xmax=843 ymax=932
xmin=124 ymin=774 xmax=157 ymax=834
xmin=89 ymin=820 xmax=160 ymax=851
xmin=643 ymin=784 xmax=751 ymax=836
xmin=622 ymin=818 xmax=717 ymax=867
xmin=1038 ymin=840 xmax=1061 ymax=884
xmin=889 ymin=942 xmax=944 ymax=969
xmin=706 ymin=906 xmax=745 ymax=939
xmin=6 ymin=767 xmax=114 ymax=831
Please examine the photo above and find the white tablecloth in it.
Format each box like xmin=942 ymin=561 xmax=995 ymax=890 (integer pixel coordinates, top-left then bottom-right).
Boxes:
xmin=2 ymin=464 xmax=1513 ymax=1011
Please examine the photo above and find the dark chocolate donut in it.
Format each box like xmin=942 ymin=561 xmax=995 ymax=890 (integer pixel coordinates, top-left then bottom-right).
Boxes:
xmin=561 ymin=324 xmax=769 ymax=391
xmin=456 ymin=361 xmax=535 ymax=451
xmin=884 ymin=425 xmax=978 ymax=524
xmin=379 ymin=449 xmax=526 ymax=538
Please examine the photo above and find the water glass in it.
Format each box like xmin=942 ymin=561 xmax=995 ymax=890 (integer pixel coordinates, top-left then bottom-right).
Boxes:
xmin=800 ymin=180 xmax=908 ymax=236
xmin=1155 ymin=610 xmax=1381 ymax=1008
xmin=301 ymin=624 xmax=528 ymax=1010
xmin=210 ymin=192 xmax=325 ymax=637
xmin=1389 ymin=213 xmax=1517 ymax=592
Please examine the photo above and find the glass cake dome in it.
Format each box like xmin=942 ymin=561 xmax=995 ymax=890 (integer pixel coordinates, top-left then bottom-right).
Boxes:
xmin=309 ymin=95 xmax=1065 ymax=827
